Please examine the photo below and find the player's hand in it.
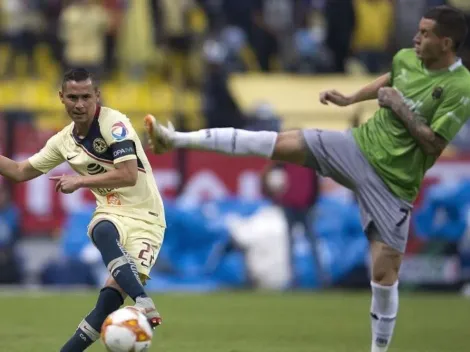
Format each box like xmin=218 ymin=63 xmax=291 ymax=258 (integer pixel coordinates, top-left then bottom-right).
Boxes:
xmin=378 ymin=87 xmax=402 ymax=110
xmin=319 ymin=90 xmax=353 ymax=107
xmin=49 ymin=175 xmax=82 ymax=194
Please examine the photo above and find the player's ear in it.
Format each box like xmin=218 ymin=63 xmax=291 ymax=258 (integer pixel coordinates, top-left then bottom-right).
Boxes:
xmin=59 ymin=91 xmax=65 ymax=104
xmin=442 ymin=37 xmax=453 ymax=52
xmin=96 ymin=88 xmax=101 ymax=103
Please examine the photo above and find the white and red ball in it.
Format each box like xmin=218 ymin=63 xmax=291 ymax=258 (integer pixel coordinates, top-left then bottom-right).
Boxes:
xmin=101 ymin=307 xmax=153 ymax=352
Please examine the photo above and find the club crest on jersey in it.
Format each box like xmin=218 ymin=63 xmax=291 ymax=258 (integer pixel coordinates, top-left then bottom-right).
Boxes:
xmin=432 ymin=87 xmax=443 ymax=100
xmin=93 ymin=138 xmax=108 ymax=154
xmin=111 ymin=122 xmax=128 ymax=141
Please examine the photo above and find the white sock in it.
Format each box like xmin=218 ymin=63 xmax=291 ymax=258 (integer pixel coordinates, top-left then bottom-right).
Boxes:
xmin=370 ymin=281 xmax=399 ymax=352
xmin=172 ymin=128 xmax=278 ymax=158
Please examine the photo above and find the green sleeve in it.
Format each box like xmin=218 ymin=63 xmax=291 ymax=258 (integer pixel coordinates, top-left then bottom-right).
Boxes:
xmin=431 ymin=87 xmax=470 ymax=142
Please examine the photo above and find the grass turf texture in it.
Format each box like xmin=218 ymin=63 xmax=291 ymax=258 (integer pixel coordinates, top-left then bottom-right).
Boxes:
xmin=0 ymin=291 xmax=467 ymax=352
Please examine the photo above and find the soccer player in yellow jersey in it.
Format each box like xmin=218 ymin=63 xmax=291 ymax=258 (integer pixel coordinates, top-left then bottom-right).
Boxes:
xmin=0 ymin=69 xmax=165 ymax=351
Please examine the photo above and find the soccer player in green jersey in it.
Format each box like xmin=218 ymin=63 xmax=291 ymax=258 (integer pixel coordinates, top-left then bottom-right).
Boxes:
xmin=144 ymin=5 xmax=469 ymax=352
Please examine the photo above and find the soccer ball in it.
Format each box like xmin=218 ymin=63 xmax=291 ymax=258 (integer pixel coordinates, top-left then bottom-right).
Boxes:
xmin=101 ymin=306 xmax=153 ymax=352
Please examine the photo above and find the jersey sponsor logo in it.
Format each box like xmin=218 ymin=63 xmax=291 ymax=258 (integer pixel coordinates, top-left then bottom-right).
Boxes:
xmin=106 ymin=193 xmax=122 ymax=205
xmin=113 ymin=146 xmax=135 ymax=159
xmin=111 ymin=122 xmax=128 ymax=141
xmin=87 ymin=163 xmax=106 ymax=175
xmin=93 ymin=138 xmax=108 ymax=154
xmin=87 ymin=164 xmax=114 ymax=195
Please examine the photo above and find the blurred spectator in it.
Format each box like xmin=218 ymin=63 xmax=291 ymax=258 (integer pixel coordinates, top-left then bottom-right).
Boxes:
xmin=392 ymin=0 xmax=428 ymax=51
xmin=157 ymin=0 xmax=195 ymax=87
xmin=353 ymin=0 xmax=393 ymax=74
xmin=40 ymin=0 xmax=64 ymax=69
xmin=324 ymin=0 xmax=355 ymax=73
xmin=244 ymin=102 xmax=281 ymax=132
xmin=0 ymin=182 xmax=22 ymax=284
xmin=102 ymin=0 xmax=127 ymax=78
xmin=251 ymin=0 xmax=306 ymax=72
xmin=201 ymin=39 xmax=245 ymax=128
xmin=1 ymin=0 xmax=42 ymax=79
xmin=291 ymin=8 xmax=333 ymax=74
xmin=262 ymin=160 xmax=320 ymax=286
xmin=59 ymin=0 xmax=110 ymax=80
xmin=221 ymin=0 xmax=253 ymax=41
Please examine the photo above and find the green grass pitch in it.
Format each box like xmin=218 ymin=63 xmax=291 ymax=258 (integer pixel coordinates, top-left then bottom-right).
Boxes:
xmin=0 ymin=290 xmax=467 ymax=352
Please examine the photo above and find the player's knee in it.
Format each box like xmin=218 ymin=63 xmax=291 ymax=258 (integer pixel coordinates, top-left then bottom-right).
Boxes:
xmin=371 ymin=256 xmax=401 ymax=285
xmin=371 ymin=267 xmax=398 ymax=285
xmin=272 ymin=130 xmax=308 ymax=165
xmin=92 ymin=220 xmax=120 ymax=248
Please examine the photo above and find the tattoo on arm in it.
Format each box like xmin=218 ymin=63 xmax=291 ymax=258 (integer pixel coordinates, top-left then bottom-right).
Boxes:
xmin=392 ymin=102 xmax=447 ymax=156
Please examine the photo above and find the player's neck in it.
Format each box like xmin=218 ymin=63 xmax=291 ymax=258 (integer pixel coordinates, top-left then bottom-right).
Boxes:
xmin=74 ymin=118 xmax=94 ymax=139
xmin=422 ymin=53 xmax=458 ymax=71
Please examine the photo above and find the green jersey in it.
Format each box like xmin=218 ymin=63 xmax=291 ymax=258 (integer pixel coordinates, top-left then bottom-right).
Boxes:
xmin=353 ymin=48 xmax=470 ymax=202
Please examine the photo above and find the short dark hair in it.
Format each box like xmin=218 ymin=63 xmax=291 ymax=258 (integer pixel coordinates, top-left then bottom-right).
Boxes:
xmin=424 ymin=5 xmax=468 ymax=52
xmin=62 ymin=68 xmax=97 ymax=91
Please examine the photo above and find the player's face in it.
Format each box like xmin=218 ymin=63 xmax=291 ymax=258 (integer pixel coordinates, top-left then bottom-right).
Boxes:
xmin=414 ymin=18 xmax=452 ymax=62
xmin=59 ymin=79 xmax=100 ymax=124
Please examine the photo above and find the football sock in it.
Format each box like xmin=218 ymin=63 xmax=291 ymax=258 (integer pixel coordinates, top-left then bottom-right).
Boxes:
xmin=60 ymin=287 xmax=123 ymax=352
xmin=370 ymin=281 xmax=399 ymax=352
xmin=92 ymin=220 xmax=147 ymax=301
xmin=172 ymin=128 xmax=278 ymax=158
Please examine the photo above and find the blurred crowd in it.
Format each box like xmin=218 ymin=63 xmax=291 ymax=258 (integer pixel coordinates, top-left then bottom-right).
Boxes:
xmin=2 ymin=0 xmax=470 ymax=129
xmin=1 ymin=0 xmax=470 ymax=79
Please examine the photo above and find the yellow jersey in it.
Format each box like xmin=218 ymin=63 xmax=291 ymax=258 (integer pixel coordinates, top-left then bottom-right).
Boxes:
xmin=29 ymin=106 xmax=166 ymax=227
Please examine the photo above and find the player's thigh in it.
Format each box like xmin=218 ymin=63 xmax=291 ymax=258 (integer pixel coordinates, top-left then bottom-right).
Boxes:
xmin=297 ymin=129 xmax=368 ymax=189
xmin=357 ymin=168 xmax=412 ymax=254
xmin=122 ymin=219 xmax=165 ymax=280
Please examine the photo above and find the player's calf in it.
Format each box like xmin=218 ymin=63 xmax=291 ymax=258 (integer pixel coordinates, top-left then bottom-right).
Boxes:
xmin=60 ymin=287 xmax=123 ymax=351
xmin=369 ymin=240 xmax=403 ymax=352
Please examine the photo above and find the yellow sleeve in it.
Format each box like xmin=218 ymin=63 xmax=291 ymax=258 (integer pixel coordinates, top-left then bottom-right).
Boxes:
xmin=28 ymin=133 xmax=65 ymax=174
xmin=100 ymin=111 xmax=138 ymax=164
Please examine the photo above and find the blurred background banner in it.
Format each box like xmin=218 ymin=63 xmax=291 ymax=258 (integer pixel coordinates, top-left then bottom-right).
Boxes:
xmin=0 ymin=0 xmax=469 ymax=296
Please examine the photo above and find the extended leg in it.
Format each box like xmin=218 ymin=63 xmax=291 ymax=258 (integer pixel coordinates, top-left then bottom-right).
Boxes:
xmin=144 ymin=115 xmax=309 ymax=165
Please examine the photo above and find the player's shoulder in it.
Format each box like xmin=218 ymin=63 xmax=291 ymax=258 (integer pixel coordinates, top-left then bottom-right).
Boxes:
xmin=97 ymin=106 xmax=135 ymax=143
xmin=98 ymin=106 xmax=133 ymax=130
xmin=98 ymin=106 xmax=130 ymax=124
xmin=48 ymin=122 xmax=74 ymax=143
xmin=445 ymin=63 xmax=470 ymax=94
xmin=393 ymin=48 xmax=416 ymax=64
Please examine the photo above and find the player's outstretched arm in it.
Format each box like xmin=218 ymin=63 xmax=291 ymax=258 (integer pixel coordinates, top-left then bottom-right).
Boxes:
xmin=144 ymin=115 xmax=309 ymax=166
xmin=0 ymin=157 xmax=43 ymax=182
xmin=320 ymin=73 xmax=391 ymax=106
xmin=378 ymin=87 xmax=447 ymax=156
xmin=50 ymin=159 xmax=138 ymax=194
